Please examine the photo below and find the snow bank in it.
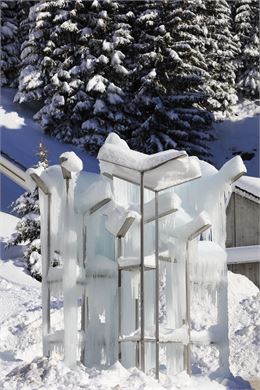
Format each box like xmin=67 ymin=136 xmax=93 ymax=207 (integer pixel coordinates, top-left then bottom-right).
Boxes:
xmin=0 ymin=356 xmax=230 ymax=390
xmin=192 ymin=271 xmax=259 ymax=380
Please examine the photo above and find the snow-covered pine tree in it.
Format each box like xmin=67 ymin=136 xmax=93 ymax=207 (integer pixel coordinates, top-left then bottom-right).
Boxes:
xmin=0 ymin=1 xmax=20 ymax=86
xmin=8 ymin=142 xmax=49 ymax=281
xmin=17 ymin=1 xmax=36 ymax=49
xmin=9 ymin=190 xmax=41 ymax=280
xmin=204 ymin=0 xmax=240 ymax=112
xmin=34 ymin=0 xmax=134 ymax=152
xmin=34 ymin=0 xmax=83 ymax=143
xmin=68 ymin=0 xmax=134 ymax=154
xmin=14 ymin=1 xmax=60 ymax=104
xmin=234 ymin=0 xmax=259 ymax=98
xmin=129 ymin=0 xmax=213 ymax=160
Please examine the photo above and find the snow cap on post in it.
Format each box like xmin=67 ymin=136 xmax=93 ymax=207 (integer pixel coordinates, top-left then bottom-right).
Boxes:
xmin=218 ymin=155 xmax=247 ymax=184
xmin=59 ymin=151 xmax=83 ymax=179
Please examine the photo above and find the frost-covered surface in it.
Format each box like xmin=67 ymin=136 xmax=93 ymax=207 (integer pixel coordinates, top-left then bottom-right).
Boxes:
xmin=0 ymin=211 xmax=258 ymax=389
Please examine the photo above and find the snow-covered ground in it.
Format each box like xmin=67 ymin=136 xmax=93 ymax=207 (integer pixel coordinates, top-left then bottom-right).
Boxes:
xmin=0 ymin=211 xmax=259 ymax=389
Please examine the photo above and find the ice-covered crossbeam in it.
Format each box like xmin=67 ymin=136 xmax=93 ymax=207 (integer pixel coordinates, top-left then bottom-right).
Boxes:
xmin=143 ymin=192 xmax=181 ymax=223
xmin=98 ymin=133 xmax=201 ymax=191
xmin=217 ymin=155 xmax=246 ymax=185
xmin=172 ymin=211 xmax=211 ymax=241
xmin=103 ymin=202 xmax=140 ymax=237
xmin=76 ymin=172 xmax=113 ymax=215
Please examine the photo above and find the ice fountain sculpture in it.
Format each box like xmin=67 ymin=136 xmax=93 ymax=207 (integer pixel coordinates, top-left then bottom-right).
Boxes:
xmin=97 ymin=133 xmax=246 ymax=378
xmin=27 ymin=133 xmax=246 ymax=379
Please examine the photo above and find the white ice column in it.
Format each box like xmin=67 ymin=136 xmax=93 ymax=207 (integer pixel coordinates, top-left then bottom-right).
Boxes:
xmin=60 ymin=152 xmax=83 ymax=367
xmin=62 ymin=175 xmax=79 ymax=367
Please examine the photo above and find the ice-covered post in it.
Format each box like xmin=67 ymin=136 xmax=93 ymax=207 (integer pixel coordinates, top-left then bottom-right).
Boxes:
xmin=60 ymin=152 xmax=83 ymax=367
xmin=215 ymin=156 xmax=246 ymax=376
xmin=172 ymin=212 xmax=211 ymax=374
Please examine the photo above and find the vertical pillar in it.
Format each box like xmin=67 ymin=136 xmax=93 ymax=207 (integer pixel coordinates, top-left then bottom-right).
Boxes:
xmin=155 ymin=191 xmax=160 ymax=379
xmin=118 ymin=237 xmax=122 ymax=361
xmin=140 ymin=172 xmax=145 ymax=372
xmin=135 ymin=298 xmax=139 ymax=367
xmin=217 ymin=275 xmax=230 ymax=376
xmin=42 ymin=192 xmax=51 ymax=356
xmin=80 ymin=290 xmax=86 ymax=363
xmin=61 ymin=165 xmax=79 ymax=367
xmin=185 ymin=240 xmax=191 ymax=375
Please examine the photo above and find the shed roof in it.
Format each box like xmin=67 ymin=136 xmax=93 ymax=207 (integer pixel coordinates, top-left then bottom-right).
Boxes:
xmin=235 ymin=176 xmax=260 ymax=203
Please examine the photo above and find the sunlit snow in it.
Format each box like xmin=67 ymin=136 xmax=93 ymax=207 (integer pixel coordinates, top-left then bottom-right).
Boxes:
xmin=0 ymin=107 xmax=25 ymax=130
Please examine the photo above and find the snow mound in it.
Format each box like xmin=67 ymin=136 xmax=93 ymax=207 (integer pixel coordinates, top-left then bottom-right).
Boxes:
xmin=0 ymin=356 xmax=229 ymax=390
xmin=228 ymin=271 xmax=259 ymax=303
xmin=192 ymin=271 xmax=259 ymax=381
xmin=228 ymin=273 xmax=260 ymax=379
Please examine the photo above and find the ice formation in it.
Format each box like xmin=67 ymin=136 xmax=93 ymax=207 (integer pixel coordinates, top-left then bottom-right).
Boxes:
xmin=29 ymin=133 xmax=246 ymax=378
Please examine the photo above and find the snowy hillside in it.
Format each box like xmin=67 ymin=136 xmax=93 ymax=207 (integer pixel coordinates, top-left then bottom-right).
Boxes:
xmin=0 ymin=211 xmax=259 ymax=389
xmin=210 ymin=102 xmax=260 ymax=177
xmin=0 ymin=88 xmax=99 ymax=211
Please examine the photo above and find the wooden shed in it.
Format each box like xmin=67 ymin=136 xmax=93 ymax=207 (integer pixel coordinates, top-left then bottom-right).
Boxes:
xmin=226 ymin=176 xmax=260 ymax=288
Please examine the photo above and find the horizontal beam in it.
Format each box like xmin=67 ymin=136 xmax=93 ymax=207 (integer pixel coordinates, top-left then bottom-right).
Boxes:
xmin=227 ymin=245 xmax=260 ymax=264
xmin=0 ymin=153 xmax=29 ymax=190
